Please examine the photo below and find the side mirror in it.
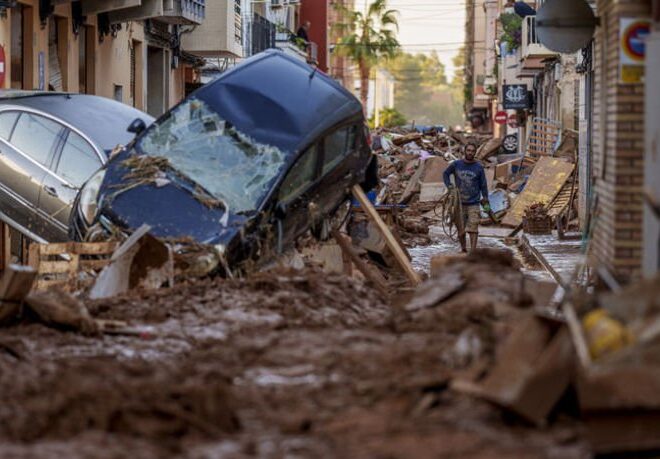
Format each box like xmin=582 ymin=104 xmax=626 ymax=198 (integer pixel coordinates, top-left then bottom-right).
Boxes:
xmin=274 ymin=202 xmax=287 ymax=220
xmin=127 ymin=118 xmax=147 ymax=135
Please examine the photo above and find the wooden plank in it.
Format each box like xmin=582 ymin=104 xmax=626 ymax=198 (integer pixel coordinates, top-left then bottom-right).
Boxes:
xmin=0 ymin=265 xmax=37 ymax=323
xmin=35 ymin=279 xmax=69 ymax=291
xmin=332 ymin=229 xmax=388 ymax=295
xmin=352 ymin=185 xmax=421 ymax=286
xmin=75 ymin=242 xmax=118 ymax=255
xmin=38 ymin=261 xmax=73 ymax=274
xmin=80 ymin=259 xmax=113 ymax=270
xmin=502 ymin=157 xmax=575 ymax=227
xmin=28 ymin=243 xmax=41 ymax=270
xmin=37 ymin=242 xmax=73 ymax=255
xmin=1 ymin=222 xmax=11 ymax=271
xmin=563 ymin=301 xmax=592 ymax=369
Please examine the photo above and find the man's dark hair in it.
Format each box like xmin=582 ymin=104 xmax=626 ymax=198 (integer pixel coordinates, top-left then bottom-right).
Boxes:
xmin=464 ymin=142 xmax=478 ymax=152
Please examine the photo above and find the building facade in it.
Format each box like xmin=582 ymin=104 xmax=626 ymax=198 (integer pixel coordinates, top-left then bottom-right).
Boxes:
xmin=590 ymin=0 xmax=652 ymax=281
xmin=464 ymin=0 xmax=498 ymax=133
xmin=0 ymin=0 xmax=249 ymax=116
xmin=475 ymin=0 xmax=656 ymax=281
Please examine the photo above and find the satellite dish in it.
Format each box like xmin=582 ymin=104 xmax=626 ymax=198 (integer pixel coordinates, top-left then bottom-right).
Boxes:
xmin=536 ymin=0 xmax=598 ymax=53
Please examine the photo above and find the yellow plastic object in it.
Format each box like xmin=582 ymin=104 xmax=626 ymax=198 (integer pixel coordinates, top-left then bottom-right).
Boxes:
xmin=583 ymin=309 xmax=631 ymax=360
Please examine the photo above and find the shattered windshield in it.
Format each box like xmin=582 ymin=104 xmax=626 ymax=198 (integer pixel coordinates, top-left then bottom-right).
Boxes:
xmin=136 ymin=98 xmax=288 ymax=212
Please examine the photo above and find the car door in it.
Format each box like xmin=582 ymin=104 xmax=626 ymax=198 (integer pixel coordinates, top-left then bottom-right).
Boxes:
xmin=39 ymin=129 xmax=103 ymax=242
xmin=275 ymin=143 xmax=321 ymax=248
xmin=0 ymin=110 xmax=61 ymax=236
xmin=315 ymin=124 xmax=360 ymax=216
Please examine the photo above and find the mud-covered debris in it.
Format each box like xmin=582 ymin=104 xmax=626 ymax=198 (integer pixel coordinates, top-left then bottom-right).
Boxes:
xmin=25 ymin=288 xmax=99 ymax=335
xmin=0 ymin=358 xmax=239 ymax=445
xmin=90 ymin=226 xmax=173 ymax=299
xmin=405 ymin=271 xmax=465 ymax=312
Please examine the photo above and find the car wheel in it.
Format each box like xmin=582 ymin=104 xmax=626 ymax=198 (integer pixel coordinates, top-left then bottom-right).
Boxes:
xmin=502 ymin=134 xmax=518 ymax=153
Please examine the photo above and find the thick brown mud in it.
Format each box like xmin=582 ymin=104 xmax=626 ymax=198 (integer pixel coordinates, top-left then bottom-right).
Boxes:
xmin=0 ymin=266 xmax=586 ymax=458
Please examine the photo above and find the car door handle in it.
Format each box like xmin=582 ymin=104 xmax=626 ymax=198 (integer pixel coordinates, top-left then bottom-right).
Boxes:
xmin=43 ymin=185 xmax=58 ymax=197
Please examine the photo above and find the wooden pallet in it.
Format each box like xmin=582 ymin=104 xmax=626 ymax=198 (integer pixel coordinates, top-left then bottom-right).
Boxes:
xmin=526 ymin=117 xmax=561 ymax=158
xmin=28 ymin=242 xmax=118 ymax=291
xmin=547 ymin=169 xmax=578 ymax=220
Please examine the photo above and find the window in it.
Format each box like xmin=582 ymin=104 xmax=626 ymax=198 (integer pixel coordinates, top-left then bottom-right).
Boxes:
xmin=279 ymin=145 xmax=319 ymax=202
xmin=138 ymin=97 xmax=287 ymax=212
xmin=10 ymin=113 xmax=62 ymax=165
xmin=56 ymin=131 xmax=101 ymax=187
xmin=0 ymin=112 xmax=19 ymax=140
xmin=322 ymin=126 xmax=356 ymax=174
xmin=114 ymin=85 xmax=123 ymax=103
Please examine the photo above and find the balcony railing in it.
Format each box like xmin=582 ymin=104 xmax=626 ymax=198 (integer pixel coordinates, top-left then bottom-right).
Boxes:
xmin=162 ymin=0 xmax=205 ymax=24
xmin=521 ymin=16 xmax=558 ymax=64
xmin=248 ymin=14 xmax=276 ymax=55
xmin=246 ymin=15 xmax=316 ymax=64
xmin=103 ymin=0 xmax=205 ymax=26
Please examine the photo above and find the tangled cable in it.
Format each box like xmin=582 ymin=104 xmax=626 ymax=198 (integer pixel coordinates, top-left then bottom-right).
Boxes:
xmin=433 ymin=187 xmax=463 ymax=242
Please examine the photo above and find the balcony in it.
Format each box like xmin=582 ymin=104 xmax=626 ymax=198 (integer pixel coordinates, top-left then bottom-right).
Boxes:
xmin=521 ymin=16 xmax=558 ymax=69
xmin=181 ymin=0 xmax=242 ymax=58
xmin=85 ymin=0 xmax=206 ymax=25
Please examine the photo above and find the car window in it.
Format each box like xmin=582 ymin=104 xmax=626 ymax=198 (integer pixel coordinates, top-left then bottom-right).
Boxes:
xmin=0 ymin=111 xmax=19 ymax=140
xmin=56 ymin=131 xmax=101 ymax=187
xmin=322 ymin=126 xmax=356 ymax=175
xmin=279 ymin=145 xmax=319 ymax=202
xmin=10 ymin=113 xmax=62 ymax=166
xmin=137 ymin=97 xmax=287 ymax=213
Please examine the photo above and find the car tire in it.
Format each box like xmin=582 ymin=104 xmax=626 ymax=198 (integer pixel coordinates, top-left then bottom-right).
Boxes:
xmin=502 ymin=134 xmax=518 ymax=153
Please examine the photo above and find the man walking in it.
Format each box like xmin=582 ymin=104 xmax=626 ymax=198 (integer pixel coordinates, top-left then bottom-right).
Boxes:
xmin=443 ymin=143 xmax=491 ymax=252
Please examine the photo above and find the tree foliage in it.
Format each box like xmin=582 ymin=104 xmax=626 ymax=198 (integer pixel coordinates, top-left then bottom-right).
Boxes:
xmin=333 ymin=0 xmax=400 ymax=108
xmin=384 ymin=51 xmax=464 ymax=128
xmin=369 ymin=107 xmax=407 ymax=128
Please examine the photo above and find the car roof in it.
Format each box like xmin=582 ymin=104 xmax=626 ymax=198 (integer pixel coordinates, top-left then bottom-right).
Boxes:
xmin=0 ymin=92 xmax=155 ymax=152
xmin=188 ymin=49 xmax=364 ymax=155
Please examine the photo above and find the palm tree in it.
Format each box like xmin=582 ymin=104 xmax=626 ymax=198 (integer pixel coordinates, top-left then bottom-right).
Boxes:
xmin=333 ymin=0 xmax=400 ymax=110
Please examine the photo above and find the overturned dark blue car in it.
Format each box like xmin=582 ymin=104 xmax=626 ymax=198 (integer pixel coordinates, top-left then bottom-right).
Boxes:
xmin=71 ymin=50 xmax=376 ymax=269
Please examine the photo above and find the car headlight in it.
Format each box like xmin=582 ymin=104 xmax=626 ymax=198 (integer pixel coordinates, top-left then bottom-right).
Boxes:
xmin=79 ymin=169 xmax=106 ymax=225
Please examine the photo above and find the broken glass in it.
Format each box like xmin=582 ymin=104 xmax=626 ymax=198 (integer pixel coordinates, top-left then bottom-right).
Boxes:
xmin=137 ymin=98 xmax=288 ymax=212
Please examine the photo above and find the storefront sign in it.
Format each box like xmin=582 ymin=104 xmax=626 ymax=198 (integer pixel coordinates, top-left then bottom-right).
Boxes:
xmin=0 ymin=45 xmax=5 ymax=88
xmin=494 ymin=111 xmax=508 ymax=124
xmin=503 ymin=85 xmax=530 ymax=110
xmin=620 ymin=18 xmax=651 ymax=83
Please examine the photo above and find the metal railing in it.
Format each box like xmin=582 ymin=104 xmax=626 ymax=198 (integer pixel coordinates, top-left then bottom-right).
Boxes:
xmin=308 ymin=42 xmax=318 ymax=64
xmin=521 ymin=15 xmax=558 ymax=59
xmin=248 ymin=14 xmax=276 ymax=55
xmin=523 ymin=15 xmax=539 ymax=48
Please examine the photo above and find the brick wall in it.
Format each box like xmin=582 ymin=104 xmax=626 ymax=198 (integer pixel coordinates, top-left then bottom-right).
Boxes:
xmin=591 ymin=0 xmax=651 ymax=282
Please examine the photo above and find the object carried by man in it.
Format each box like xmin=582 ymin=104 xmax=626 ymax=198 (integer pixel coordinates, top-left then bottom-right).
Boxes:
xmin=443 ymin=143 xmax=490 ymax=252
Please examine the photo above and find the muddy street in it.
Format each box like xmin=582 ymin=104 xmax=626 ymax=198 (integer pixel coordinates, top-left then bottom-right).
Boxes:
xmin=0 ymin=232 xmax=587 ymax=458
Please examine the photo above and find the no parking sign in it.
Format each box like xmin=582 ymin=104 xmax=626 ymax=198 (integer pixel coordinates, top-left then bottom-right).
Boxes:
xmin=620 ymin=18 xmax=651 ymax=84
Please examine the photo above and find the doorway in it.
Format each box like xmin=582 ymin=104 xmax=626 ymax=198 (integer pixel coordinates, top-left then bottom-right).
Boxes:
xmin=10 ymin=4 xmax=33 ymax=89
xmin=147 ymin=46 xmax=168 ymax=117
xmin=78 ymin=25 xmax=95 ymax=94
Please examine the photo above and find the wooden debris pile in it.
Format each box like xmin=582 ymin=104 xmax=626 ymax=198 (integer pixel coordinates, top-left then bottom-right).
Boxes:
xmin=522 ymin=202 xmax=553 ymax=235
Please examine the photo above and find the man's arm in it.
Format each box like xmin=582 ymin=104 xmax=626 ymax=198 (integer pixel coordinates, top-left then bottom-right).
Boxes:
xmin=443 ymin=162 xmax=456 ymax=188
